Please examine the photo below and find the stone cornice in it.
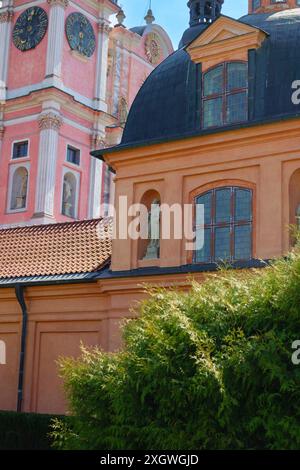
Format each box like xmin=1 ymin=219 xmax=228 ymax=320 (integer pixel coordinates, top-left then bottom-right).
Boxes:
xmin=47 ymin=0 xmax=69 ymax=8
xmin=38 ymin=112 xmax=63 ymax=131
xmin=0 ymin=10 xmax=14 ymax=23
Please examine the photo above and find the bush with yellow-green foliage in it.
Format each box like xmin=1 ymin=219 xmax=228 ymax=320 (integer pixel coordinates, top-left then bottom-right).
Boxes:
xmin=51 ymin=248 xmax=300 ymax=450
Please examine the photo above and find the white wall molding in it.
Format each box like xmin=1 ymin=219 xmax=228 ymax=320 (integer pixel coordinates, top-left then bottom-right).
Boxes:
xmin=0 ymin=8 xmax=14 ymax=102
xmin=45 ymin=0 xmax=68 ymax=81
xmin=94 ymin=19 xmax=111 ymax=112
xmin=88 ymin=131 xmax=106 ymax=219
xmin=34 ymin=110 xmax=63 ymax=218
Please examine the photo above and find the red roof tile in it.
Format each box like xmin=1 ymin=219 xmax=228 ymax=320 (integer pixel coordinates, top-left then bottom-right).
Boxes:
xmin=0 ymin=218 xmax=112 ymax=279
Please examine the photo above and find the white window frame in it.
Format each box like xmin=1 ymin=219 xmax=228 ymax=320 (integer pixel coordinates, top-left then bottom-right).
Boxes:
xmin=6 ymin=161 xmax=30 ymax=213
xmin=11 ymin=138 xmax=30 ymax=161
xmin=61 ymin=166 xmax=80 ymax=219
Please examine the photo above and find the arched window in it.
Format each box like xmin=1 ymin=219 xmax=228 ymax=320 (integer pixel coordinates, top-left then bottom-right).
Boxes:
xmin=10 ymin=167 xmax=28 ymax=210
xmin=194 ymin=186 xmax=253 ymax=263
xmin=62 ymin=172 xmax=77 ymax=218
xmin=203 ymin=62 xmax=248 ymax=129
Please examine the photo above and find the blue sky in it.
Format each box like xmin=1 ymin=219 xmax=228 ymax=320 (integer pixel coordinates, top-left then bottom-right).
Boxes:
xmin=119 ymin=0 xmax=249 ymax=48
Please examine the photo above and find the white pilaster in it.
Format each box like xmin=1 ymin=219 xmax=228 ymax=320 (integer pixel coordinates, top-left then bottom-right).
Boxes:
xmin=94 ymin=19 xmax=111 ymax=112
xmin=0 ymin=7 xmax=14 ymax=102
xmin=45 ymin=0 xmax=68 ymax=82
xmin=33 ymin=110 xmax=63 ymax=221
xmin=88 ymin=132 xmax=105 ymax=219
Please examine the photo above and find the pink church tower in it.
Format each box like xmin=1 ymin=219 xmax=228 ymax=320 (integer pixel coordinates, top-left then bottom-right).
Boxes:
xmin=0 ymin=1 xmax=173 ymax=227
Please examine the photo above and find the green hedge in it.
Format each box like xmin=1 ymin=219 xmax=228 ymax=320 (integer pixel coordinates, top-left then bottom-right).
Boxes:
xmin=0 ymin=411 xmax=62 ymax=450
xmin=52 ymin=248 xmax=300 ymax=450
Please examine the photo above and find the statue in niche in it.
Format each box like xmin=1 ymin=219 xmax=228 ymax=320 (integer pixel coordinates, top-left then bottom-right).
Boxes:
xmin=11 ymin=169 xmax=28 ymax=210
xmin=62 ymin=177 xmax=74 ymax=217
xmin=297 ymin=204 xmax=300 ymax=229
xmin=143 ymin=199 xmax=160 ymax=260
xmin=119 ymin=97 xmax=128 ymax=126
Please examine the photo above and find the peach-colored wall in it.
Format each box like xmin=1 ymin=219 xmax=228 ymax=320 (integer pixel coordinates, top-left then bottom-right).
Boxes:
xmin=108 ymin=118 xmax=300 ymax=272
xmin=0 ymin=273 xmax=203 ymax=414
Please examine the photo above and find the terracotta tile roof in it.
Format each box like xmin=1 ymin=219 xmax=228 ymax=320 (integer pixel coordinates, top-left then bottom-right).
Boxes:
xmin=0 ymin=218 xmax=112 ymax=280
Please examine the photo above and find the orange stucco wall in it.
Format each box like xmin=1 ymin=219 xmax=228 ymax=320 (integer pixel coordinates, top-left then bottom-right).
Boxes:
xmin=1 ymin=116 xmax=300 ymax=414
xmin=107 ymin=118 xmax=300 ymax=272
xmin=0 ymin=273 xmax=200 ymax=414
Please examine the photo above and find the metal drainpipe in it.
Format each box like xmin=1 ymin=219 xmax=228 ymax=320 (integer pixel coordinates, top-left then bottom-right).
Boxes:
xmin=15 ymin=284 xmax=28 ymax=413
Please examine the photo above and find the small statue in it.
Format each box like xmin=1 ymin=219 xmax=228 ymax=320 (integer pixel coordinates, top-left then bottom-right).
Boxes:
xmin=143 ymin=199 xmax=160 ymax=260
xmin=296 ymin=204 xmax=300 ymax=229
xmin=62 ymin=178 xmax=74 ymax=217
xmin=15 ymin=172 xmax=28 ymax=209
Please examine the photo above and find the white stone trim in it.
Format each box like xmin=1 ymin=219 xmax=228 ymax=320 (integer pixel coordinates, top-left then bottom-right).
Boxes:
xmin=45 ymin=0 xmax=66 ymax=80
xmin=7 ymin=80 xmax=96 ymax=110
xmin=14 ymin=1 xmax=46 ymax=12
xmin=35 ymin=112 xmax=62 ymax=216
xmin=63 ymin=116 xmax=92 ymax=134
xmin=94 ymin=19 xmax=110 ymax=112
xmin=0 ymin=11 xmax=13 ymax=101
xmin=88 ymin=157 xmax=103 ymax=219
xmin=68 ymin=1 xmax=98 ymax=22
xmin=6 ymin=161 xmax=30 ymax=214
xmin=4 ymin=114 xmax=40 ymax=126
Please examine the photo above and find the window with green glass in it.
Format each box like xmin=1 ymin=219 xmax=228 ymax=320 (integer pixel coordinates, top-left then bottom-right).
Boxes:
xmin=194 ymin=186 xmax=253 ymax=263
xmin=203 ymin=62 xmax=248 ymax=129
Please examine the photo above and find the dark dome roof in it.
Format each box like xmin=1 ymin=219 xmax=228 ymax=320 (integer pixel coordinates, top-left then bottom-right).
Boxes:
xmin=122 ymin=9 xmax=300 ymax=148
xmin=129 ymin=26 xmax=147 ymax=36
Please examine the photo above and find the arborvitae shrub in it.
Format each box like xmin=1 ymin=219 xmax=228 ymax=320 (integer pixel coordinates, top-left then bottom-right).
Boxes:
xmin=51 ymin=249 xmax=300 ymax=450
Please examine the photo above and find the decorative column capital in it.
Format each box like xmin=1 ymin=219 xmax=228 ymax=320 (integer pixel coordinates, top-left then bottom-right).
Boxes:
xmin=91 ymin=131 xmax=106 ymax=150
xmin=0 ymin=10 xmax=14 ymax=23
xmin=98 ymin=20 xmax=111 ymax=35
xmin=0 ymin=126 xmax=5 ymax=140
xmin=47 ymin=0 xmax=69 ymax=8
xmin=38 ymin=112 xmax=63 ymax=131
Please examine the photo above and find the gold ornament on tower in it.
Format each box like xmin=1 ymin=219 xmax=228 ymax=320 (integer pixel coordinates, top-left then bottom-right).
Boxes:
xmin=145 ymin=33 xmax=161 ymax=65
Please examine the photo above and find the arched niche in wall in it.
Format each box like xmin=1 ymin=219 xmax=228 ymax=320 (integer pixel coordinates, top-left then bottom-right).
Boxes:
xmin=62 ymin=172 xmax=77 ymax=219
xmin=10 ymin=166 xmax=28 ymax=211
xmin=138 ymin=189 xmax=161 ymax=261
xmin=289 ymin=169 xmax=300 ymax=236
xmin=0 ymin=340 xmax=6 ymax=365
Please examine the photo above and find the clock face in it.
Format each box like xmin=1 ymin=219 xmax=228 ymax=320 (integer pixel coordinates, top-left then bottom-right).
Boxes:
xmin=13 ymin=7 xmax=48 ymax=52
xmin=66 ymin=13 xmax=96 ymax=58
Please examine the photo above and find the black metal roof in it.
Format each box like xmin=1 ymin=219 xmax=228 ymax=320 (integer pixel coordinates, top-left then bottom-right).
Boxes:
xmin=129 ymin=26 xmax=147 ymax=36
xmin=117 ymin=9 xmax=300 ymax=150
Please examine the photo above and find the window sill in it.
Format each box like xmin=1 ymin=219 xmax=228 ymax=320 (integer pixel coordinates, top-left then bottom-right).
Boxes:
xmin=9 ymin=157 xmax=30 ymax=164
xmin=6 ymin=208 xmax=28 ymax=214
xmin=137 ymin=258 xmax=161 ymax=269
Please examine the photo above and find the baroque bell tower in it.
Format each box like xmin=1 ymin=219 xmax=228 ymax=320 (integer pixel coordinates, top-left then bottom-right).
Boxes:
xmin=188 ymin=0 xmax=224 ymax=26
xmin=0 ymin=1 xmax=173 ymax=227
